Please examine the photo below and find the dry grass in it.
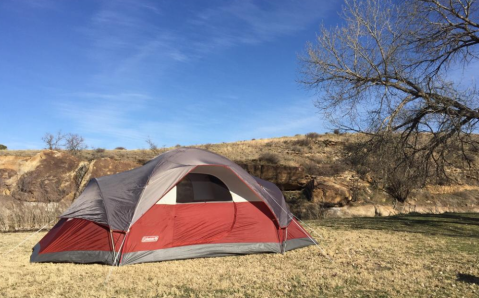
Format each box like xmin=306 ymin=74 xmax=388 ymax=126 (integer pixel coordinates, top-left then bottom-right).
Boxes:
xmin=425 ymin=185 xmax=479 ymax=194
xmin=0 ymin=202 xmax=68 ymax=232
xmin=1 ymin=213 xmax=478 ymax=297
xmin=0 ymin=133 xmax=355 ymax=168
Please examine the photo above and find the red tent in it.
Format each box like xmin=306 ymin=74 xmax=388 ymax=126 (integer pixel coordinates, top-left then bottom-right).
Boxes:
xmin=31 ymin=148 xmax=316 ymax=265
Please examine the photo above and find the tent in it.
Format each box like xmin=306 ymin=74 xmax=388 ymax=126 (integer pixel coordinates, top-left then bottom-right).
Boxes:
xmin=30 ymin=148 xmax=316 ymax=265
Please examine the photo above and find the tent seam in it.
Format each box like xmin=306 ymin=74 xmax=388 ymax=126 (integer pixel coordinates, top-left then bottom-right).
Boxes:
xmin=126 ymin=149 xmax=187 ymax=231
xmin=94 ymin=178 xmax=111 ymax=228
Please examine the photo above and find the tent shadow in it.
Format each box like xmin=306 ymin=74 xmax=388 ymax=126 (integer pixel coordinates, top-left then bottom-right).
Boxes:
xmin=321 ymin=213 xmax=479 ymax=239
xmin=457 ymin=273 xmax=479 ymax=285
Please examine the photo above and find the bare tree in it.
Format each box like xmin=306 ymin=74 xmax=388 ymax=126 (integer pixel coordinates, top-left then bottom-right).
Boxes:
xmin=64 ymin=133 xmax=87 ymax=155
xmin=146 ymin=136 xmax=160 ymax=154
xmin=42 ymin=131 xmax=64 ymax=150
xmin=302 ymin=0 xmax=479 ymax=197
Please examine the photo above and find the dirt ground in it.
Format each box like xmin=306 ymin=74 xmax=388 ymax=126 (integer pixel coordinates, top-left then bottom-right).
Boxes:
xmin=1 ymin=214 xmax=478 ymax=298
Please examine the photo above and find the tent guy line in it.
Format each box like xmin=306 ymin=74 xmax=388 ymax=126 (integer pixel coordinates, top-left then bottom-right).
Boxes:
xmin=2 ymin=221 xmax=53 ymax=258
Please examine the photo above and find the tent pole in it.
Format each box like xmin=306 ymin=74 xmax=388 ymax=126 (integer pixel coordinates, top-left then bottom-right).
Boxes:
xmin=109 ymin=229 xmax=116 ymax=265
xmin=282 ymin=227 xmax=288 ymax=254
xmin=116 ymin=230 xmax=129 ymax=266
xmin=113 ymin=232 xmax=127 ymax=266
xmin=104 ymin=231 xmax=128 ymax=286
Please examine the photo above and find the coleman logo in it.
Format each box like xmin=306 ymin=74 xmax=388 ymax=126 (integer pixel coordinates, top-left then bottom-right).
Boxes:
xmin=141 ymin=236 xmax=159 ymax=243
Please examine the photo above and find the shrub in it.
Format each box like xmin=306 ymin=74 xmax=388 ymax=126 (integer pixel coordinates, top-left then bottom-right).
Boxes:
xmin=305 ymin=132 xmax=321 ymax=140
xmin=0 ymin=144 xmax=7 ymax=150
xmin=0 ymin=201 xmax=68 ymax=232
xmin=115 ymin=147 xmax=126 ymax=150
xmin=301 ymin=161 xmax=321 ymax=175
xmin=146 ymin=136 xmax=159 ymax=154
xmin=94 ymin=148 xmax=105 ymax=153
xmin=64 ymin=133 xmax=87 ymax=154
xmin=291 ymin=146 xmax=304 ymax=153
xmin=333 ymin=129 xmax=341 ymax=135
xmin=41 ymin=131 xmax=64 ymax=150
xmin=291 ymin=139 xmax=310 ymax=147
xmin=320 ymin=163 xmax=349 ymax=176
xmin=258 ymin=152 xmax=280 ymax=164
xmin=285 ymin=191 xmax=325 ymax=220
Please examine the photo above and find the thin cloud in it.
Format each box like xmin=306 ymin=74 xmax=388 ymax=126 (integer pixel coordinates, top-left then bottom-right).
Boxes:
xmin=81 ymin=0 xmax=336 ymax=82
xmin=55 ymin=91 xmax=326 ymax=148
xmin=228 ymin=98 xmax=325 ymax=141
xmin=55 ymin=91 xmax=215 ymax=148
xmin=55 ymin=1 xmax=334 ymax=147
xmin=55 ymin=92 xmax=155 ymax=144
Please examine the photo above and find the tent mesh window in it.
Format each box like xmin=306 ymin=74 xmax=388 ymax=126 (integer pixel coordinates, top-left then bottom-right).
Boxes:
xmin=176 ymin=173 xmax=233 ymax=203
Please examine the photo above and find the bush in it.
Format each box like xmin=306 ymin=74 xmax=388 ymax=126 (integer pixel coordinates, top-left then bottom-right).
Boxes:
xmin=0 ymin=201 xmax=68 ymax=232
xmin=333 ymin=129 xmax=341 ymax=135
xmin=291 ymin=139 xmax=311 ymax=147
xmin=41 ymin=131 xmax=64 ymax=150
xmin=94 ymin=148 xmax=105 ymax=153
xmin=301 ymin=161 xmax=321 ymax=175
xmin=0 ymin=144 xmax=7 ymax=150
xmin=146 ymin=136 xmax=159 ymax=154
xmin=305 ymin=132 xmax=321 ymax=140
xmin=258 ymin=152 xmax=280 ymax=164
xmin=115 ymin=147 xmax=126 ymax=150
xmin=291 ymin=146 xmax=304 ymax=153
xmin=284 ymin=191 xmax=325 ymax=220
xmin=64 ymin=133 xmax=87 ymax=154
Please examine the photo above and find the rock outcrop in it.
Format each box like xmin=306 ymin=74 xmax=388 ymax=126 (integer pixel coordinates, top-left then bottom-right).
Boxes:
xmin=1 ymin=150 xmax=479 ymax=219
xmin=2 ymin=151 xmax=81 ymax=202
xmin=0 ymin=151 xmax=140 ymax=204
xmin=237 ymin=163 xmax=307 ymax=190
xmin=303 ymin=177 xmax=352 ymax=207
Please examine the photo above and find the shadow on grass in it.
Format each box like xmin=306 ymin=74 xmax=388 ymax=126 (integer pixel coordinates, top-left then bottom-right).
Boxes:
xmin=319 ymin=213 xmax=479 ymax=238
xmin=457 ymin=273 xmax=479 ymax=285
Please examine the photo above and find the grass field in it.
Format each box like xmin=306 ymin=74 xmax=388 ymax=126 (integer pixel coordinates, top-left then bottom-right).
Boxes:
xmin=1 ymin=213 xmax=479 ymax=297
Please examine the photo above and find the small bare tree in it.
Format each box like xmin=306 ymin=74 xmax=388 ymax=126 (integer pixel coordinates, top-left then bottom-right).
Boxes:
xmin=42 ymin=131 xmax=64 ymax=150
xmin=146 ymin=136 xmax=159 ymax=154
xmin=64 ymin=133 xmax=87 ymax=155
xmin=301 ymin=0 xmax=479 ymax=200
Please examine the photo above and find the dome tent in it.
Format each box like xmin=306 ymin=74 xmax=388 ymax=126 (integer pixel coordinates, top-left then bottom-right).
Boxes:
xmin=30 ymin=148 xmax=316 ymax=265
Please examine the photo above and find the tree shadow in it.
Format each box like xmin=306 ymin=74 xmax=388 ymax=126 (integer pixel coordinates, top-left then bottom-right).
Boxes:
xmin=320 ymin=213 xmax=479 ymax=238
xmin=457 ymin=273 xmax=479 ymax=285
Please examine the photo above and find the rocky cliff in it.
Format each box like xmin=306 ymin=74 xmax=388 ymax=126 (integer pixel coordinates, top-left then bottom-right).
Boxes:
xmin=1 ymin=134 xmax=479 ymax=223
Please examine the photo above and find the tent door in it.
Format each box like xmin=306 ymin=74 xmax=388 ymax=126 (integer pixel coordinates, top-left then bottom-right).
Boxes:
xmin=171 ymin=173 xmax=236 ymax=246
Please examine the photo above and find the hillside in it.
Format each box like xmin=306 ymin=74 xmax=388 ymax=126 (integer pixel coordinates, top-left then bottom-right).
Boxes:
xmin=1 ymin=133 xmax=479 ymax=231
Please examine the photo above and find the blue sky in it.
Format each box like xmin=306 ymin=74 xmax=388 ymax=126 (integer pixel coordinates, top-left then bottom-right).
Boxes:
xmin=0 ymin=0 xmax=342 ymax=150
